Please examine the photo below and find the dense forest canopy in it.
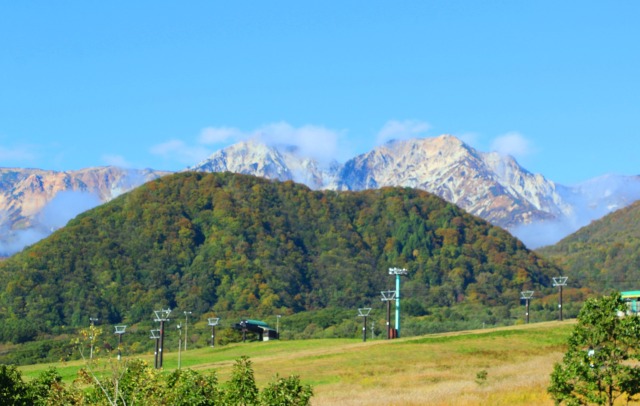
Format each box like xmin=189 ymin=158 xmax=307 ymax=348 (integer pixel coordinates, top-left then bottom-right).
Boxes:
xmin=0 ymin=172 xmax=562 ymax=343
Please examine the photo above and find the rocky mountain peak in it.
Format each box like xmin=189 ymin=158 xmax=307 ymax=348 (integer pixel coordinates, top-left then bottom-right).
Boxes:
xmin=334 ymin=136 xmax=565 ymax=227
xmin=189 ymin=139 xmax=339 ymax=189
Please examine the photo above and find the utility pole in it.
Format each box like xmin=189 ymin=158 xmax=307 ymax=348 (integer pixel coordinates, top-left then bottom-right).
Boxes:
xmin=183 ymin=311 xmax=192 ymax=351
xmin=389 ymin=267 xmax=408 ymax=338
xmin=208 ymin=317 xmax=220 ymax=348
xmin=114 ymin=325 xmax=126 ymax=361
xmin=358 ymin=308 xmax=372 ymax=342
xmin=552 ymin=277 xmax=568 ymax=321
xmin=153 ymin=309 xmax=171 ymax=368
xmin=381 ymin=290 xmax=396 ymax=339
xmin=521 ymin=291 xmax=534 ymax=324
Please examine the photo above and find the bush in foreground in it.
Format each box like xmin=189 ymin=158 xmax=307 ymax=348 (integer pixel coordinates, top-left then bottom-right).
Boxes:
xmin=0 ymin=356 xmax=312 ymax=405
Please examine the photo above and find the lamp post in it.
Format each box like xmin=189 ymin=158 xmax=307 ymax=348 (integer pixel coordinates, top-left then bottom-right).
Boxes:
xmin=552 ymin=277 xmax=568 ymax=321
xmin=389 ymin=267 xmax=408 ymax=338
xmin=521 ymin=291 xmax=534 ymax=324
xmin=183 ymin=311 xmax=192 ymax=351
xmin=381 ymin=290 xmax=396 ymax=339
xmin=276 ymin=314 xmax=281 ymax=336
xmin=358 ymin=308 xmax=372 ymax=342
xmin=153 ymin=309 xmax=171 ymax=368
xmin=208 ymin=317 xmax=220 ymax=348
xmin=114 ymin=325 xmax=126 ymax=361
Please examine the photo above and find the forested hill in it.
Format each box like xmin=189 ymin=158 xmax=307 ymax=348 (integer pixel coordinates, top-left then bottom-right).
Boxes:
xmin=0 ymin=172 xmax=561 ymax=342
xmin=538 ymin=200 xmax=640 ymax=293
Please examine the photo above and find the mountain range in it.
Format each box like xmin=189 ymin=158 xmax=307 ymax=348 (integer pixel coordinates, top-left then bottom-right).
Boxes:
xmin=1 ymin=135 xmax=638 ymax=255
xmin=189 ymin=135 xmax=640 ymax=248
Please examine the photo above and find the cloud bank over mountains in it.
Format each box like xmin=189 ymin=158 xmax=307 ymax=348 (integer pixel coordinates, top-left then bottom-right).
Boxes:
xmin=1 ymin=128 xmax=635 ymax=255
xmin=150 ymin=120 xmax=531 ymax=168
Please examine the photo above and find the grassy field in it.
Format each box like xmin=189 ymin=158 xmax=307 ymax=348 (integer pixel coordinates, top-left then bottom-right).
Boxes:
xmin=19 ymin=320 xmax=575 ymax=405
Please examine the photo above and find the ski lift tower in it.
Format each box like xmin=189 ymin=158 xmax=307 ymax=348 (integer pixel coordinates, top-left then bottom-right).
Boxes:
xmin=358 ymin=308 xmax=372 ymax=342
xmin=380 ymin=290 xmax=396 ymax=339
xmin=521 ymin=291 xmax=534 ymax=324
xmin=114 ymin=325 xmax=127 ymax=361
xmin=153 ymin=309 xmax=171 ymax=368
xmin=150 ymin=329 xmax=161 ymax=369
xmin=208 ymin=317 xmax=220 ymax=348
xmin=552 ymin=277 xmax=568 ymax=321
xmin=183 ymin=311 xmax=192 ymax=351
xmin=389 ymin=267 xmax=408 ymax=338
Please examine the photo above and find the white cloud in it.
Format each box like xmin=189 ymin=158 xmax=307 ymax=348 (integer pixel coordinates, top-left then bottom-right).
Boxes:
xmin=152 ymin=121 xmax=347 ymax=167
xmin=375 ymin=120 xmax=431 ymax=145
xmin=150 ymin=139 xmax=211 ymax=165
xmin=102 ymin=154 xmax=132 ymax=168
xmin=38 ymin=191 xmax=102 ymax=230
xmin=490 ymin=132 xmax=534 ymax=160
xmin=0 ymin=191 xmax=103 ymax=255
xmin=198 ymin=127 xmax=244 ymax=145
xmin=457 ymin=132 xmax=481 ymax=149
xmin=0 ymin=227 xmax=47 ymax=256
xmin=253 ymin=122 xmax=343 ymax=163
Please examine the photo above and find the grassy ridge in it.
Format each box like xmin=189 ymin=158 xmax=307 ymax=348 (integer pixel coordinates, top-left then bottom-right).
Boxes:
xmin=19 ymin=320 xmax=574 ymax=405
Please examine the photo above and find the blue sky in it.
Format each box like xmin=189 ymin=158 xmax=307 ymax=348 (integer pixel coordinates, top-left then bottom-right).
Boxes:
xmin=1 ymin=1 xmax=638 ymax=185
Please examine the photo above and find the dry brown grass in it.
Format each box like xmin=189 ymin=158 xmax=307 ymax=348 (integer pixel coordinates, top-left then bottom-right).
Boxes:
xmin=307 ymin=345 xmax=563 ymax=406
xmin=205 ymin=321 xmax=574 ymax=405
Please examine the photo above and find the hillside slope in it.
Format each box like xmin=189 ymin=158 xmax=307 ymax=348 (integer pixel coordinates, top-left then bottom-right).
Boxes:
xmin=0 ymin=172 xmax=561 ymax=342
xmin=538 ymin=200 xmax=640 ymax=292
